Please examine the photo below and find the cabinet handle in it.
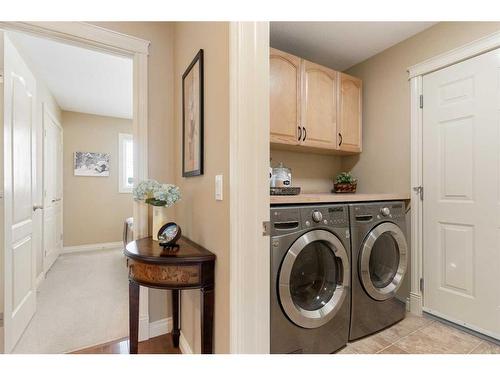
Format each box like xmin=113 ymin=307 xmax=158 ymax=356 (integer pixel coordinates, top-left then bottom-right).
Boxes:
xmin=302 ymin=127 xmax=307 ymax=141
xmin=338 ymin=133 xmax=343 ymax=146
xmin=297 ymin=126 xmax=302 ymax=141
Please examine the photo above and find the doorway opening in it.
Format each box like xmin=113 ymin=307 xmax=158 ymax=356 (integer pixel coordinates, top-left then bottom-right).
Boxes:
xmin=1 ymin=24 xmax=149 ymax=354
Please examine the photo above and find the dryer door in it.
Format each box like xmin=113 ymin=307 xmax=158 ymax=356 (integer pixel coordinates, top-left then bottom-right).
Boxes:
xmin=359 ymin=222 xmax=408 ymax=301
xmin=278 ymin=229 xmax=350 ymax=329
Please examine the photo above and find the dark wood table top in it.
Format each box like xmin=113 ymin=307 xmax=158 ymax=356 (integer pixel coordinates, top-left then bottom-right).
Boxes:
xmin=124 ymin=236 xmax=216 ymax=264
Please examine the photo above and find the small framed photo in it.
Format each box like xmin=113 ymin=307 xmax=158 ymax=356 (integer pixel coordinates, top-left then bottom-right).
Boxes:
xmin=182 ymin=49 xmax=204 ymax=177
xmin=74 ymin=151 xmax=110 ymax=177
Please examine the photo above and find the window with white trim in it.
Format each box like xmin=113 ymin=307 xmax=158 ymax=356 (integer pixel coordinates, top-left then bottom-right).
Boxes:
xmin=119 ymin=133 xmax=134 ymax=193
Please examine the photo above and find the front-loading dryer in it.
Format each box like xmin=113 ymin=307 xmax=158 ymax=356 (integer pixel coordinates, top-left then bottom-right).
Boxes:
xmin=349 ymin=201 xmax=408 ymax=341
xmin=270 ymin=204 xmax=351 ymax=354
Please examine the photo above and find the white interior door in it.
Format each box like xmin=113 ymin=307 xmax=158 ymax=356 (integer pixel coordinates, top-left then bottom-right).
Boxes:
xmin=423 ymin=48 xmax=500 ymax=339
xmin=43 ymin=107 xmax=63 ymax=273
xmin=3 ymin=35 xmax=38 ymax=352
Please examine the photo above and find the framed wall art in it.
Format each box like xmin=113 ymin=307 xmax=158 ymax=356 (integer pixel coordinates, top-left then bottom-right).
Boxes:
xmin=74 ymin=151 xmax=110 ymax=177
xmin=182 ymin=49 xmax=204 ymax=177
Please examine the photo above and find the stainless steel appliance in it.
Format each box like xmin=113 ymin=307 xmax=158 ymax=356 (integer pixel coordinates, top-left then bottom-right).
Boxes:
xmin=270 ymin=204 xmax=351 ymax=353
xmin=349 ymin=201 xmax=408 ymax=341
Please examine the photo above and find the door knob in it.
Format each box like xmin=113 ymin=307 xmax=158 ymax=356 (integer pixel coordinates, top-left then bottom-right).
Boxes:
xmin=33 ymin=204 xmax=44 ymax=211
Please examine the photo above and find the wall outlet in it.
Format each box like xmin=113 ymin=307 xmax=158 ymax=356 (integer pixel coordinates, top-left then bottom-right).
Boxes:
xmin=215 ymin=175 xmax=223 ymax=201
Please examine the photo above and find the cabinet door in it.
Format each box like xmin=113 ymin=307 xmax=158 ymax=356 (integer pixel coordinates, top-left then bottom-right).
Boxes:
xmin=301 ymin=60 xmax=338 ymax=149
xmin=338 ymin=73 xmax=362 ymax=152
xmin=270 ymin=48 xmax=301 ymax=145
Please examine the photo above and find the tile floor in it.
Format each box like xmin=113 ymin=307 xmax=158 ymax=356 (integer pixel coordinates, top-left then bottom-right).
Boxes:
xmin=338 ymin=313 xmax=500 ymax=354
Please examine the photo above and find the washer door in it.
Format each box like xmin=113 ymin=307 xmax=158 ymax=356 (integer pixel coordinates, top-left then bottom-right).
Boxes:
xmin=359 ymin=222 xmax=408 ymax=301
xmin=278 ymin=230 xmax=350 ymax=329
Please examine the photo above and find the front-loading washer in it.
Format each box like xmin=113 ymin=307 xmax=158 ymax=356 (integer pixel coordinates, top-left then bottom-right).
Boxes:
xmin=349 ymin=201 xmax=408 ymax=341
xmin=270 ymin=204 xmax=351 ymax=354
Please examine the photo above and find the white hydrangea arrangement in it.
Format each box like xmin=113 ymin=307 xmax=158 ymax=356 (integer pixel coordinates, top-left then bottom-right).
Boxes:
xmin=133 ymin=179 xmax=181 ymax=207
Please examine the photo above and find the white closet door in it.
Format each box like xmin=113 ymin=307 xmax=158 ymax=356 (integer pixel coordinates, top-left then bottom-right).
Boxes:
xmin=3 ymin=35 xmax=38 ymax=352
xmin=43 ymin=108 xmax=63 ymax=273
xmin=423 ymin=48 xmax=500 ymax=339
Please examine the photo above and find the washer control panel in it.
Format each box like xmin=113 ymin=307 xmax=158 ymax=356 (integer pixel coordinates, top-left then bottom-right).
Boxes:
xmin=300 ymin=206 xmax=348 ymax=228
xmin=311 ymin=210 xmax=323 ymax=223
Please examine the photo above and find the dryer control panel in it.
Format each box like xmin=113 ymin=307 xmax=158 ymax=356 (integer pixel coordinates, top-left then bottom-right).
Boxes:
xmin=351 ymin=201 xmax=406 ymax=224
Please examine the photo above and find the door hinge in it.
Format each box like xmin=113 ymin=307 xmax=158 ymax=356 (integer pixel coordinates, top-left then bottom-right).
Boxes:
xmin=419 ymin=94 xmax=423 ymax=109
xmin=0 ymin=312 xmax=3 ymax=328
xmin=413 ymin=186 xmax=423 ymax=201
xmin=420 ymin=278 xmax=424 ymax=292
xmin=262 ymin=221 xmax=271 ymax=236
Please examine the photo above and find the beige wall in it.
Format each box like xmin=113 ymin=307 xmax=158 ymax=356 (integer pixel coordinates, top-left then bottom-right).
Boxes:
xmin=344 ymin=22 xmax=500 ymax=194
xmin=271 ymin=149 xmax=342 ymax=193
xmin=173 ymin=22 xmax=230 ymax=354
xmin=92 ymin=22 xmax=175 ymax=184
xmin=62 ymin=111 xmax=133 ymax=246
xmin=343 ymin=22 xmax=500 ymax=300
xmin=90 ymin=22 xmax=175 ymax=322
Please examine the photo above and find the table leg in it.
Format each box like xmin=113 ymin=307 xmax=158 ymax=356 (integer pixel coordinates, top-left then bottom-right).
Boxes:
xmin=172 ymin=289 xmax=180 ymax=348
xmin=129 ymin=281 xmax=140 ymax=354
xmin=200 ymin=286 xmax=214 ymax=354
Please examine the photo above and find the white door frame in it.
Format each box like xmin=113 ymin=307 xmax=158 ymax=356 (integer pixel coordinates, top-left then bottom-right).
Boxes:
xmin=408 ymin=30 xmax=500 ymax=316
xmin=229 ymin=22 xmax=270 ymax=353
xmin=0 ymin=22 xmax=152 ymax=349
xmin=42 ymin=103 xmax=63 ymax=276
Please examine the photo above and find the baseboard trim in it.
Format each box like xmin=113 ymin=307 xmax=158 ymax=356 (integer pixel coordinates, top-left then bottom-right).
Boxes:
xmin=35 ymin=272 xmax=45 ymax=291
xmin=148 ymin=318 xmax=192 ymax=354
xmin=139 ymin=316 xmax=150 ymax=342
xmin=179 ymin=332 xmax=193 ymax=354
xmin=149 ymin=317 xmax=172 ymax=338
xmin=424 ymin=309 xmax=500 ymax=342
xmin=410 ymin=292 xmax=423 ymax=315
xmin=62 ymin=241 xmax=123 ymax=254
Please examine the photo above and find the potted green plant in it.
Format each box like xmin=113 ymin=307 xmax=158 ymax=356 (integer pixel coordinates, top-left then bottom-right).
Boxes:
xmin=133 ymin=179 xmax=181 ymax=240
xmin=333 ymin=172 xmax=357 ymax=193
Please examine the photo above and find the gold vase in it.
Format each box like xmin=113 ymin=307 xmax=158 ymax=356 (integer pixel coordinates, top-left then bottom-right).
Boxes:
xmin=152 ymin=206 xmax=169 ymax=241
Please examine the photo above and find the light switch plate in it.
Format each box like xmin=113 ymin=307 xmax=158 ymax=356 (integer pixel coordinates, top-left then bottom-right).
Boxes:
xmin=215 ymin=175 xmax=223 ymax=201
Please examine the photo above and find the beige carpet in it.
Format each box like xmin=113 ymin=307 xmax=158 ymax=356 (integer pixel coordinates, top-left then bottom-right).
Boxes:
xmin=13 ymin=248 xmax=129 ymax=354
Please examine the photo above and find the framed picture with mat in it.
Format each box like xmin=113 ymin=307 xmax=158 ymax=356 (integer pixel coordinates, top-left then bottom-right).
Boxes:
xmin=182 ymin=49 xmax=204 ymax=177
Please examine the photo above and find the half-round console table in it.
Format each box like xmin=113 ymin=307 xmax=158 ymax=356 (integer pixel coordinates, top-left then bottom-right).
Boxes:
xmin=124 ymin=236 xmax=216 ymax=354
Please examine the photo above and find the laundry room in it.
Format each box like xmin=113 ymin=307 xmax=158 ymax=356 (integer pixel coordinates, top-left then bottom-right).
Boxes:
xmin=2 ymin=15 xmax=500 ymax=366
xmin=268 ymin=21 xmax=500 ymax=354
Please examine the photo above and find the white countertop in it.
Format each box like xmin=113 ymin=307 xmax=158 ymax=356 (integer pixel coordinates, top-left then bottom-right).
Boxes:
xmin=270 ymin=192 xmax=410 ymax=205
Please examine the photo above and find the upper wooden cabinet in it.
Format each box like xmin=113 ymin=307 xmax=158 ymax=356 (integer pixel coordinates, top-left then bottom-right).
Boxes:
xmin=270 ymin=48 xmax=362 ymax=154
xmin=270 ymin=48 xmax=301 ymax=145
xmin=302 ymin=60 xmax=338 ymax=149
xmin=338 ymin=73 xmax=362 ymax=153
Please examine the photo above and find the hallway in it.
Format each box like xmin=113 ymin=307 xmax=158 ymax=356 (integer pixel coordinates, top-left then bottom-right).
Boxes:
xmin=13 ymin=248 xmax=128 ymax=353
